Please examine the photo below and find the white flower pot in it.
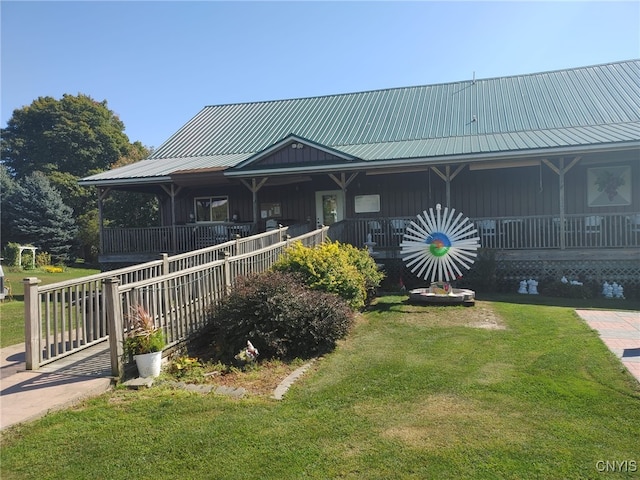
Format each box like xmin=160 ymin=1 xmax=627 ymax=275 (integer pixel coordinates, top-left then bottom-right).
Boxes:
xmin=134 ymin=351 xmax=163 ymax=378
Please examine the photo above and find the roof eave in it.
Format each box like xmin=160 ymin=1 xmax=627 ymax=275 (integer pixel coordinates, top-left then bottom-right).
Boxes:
xmin=224 ymin=141 xmax=640 ymax=177
xmin=78 ymin=176 xmax=173 ymax=187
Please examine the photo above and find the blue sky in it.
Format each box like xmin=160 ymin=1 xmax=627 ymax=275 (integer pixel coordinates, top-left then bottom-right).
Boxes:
xmin=2 ymin=1 xmax=639 ymax=149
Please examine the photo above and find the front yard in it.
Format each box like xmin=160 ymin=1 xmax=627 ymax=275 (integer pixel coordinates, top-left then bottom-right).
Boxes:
xmin=0 ymin=266 xmax=100 ymax=347
xmin=1 ymin=295 xmax=639 ymax=479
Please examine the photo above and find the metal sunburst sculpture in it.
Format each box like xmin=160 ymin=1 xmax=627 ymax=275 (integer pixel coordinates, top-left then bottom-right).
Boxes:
xmin=401 ymin=204 xmax=479 ymax=305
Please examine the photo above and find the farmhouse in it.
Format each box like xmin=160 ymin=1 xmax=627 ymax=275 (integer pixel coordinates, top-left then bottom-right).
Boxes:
xmin=80 ymin=60 xmax=640 ymax=287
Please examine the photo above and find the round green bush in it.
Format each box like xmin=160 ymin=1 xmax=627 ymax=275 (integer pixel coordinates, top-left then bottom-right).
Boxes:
xmin=273 ymin=240 xmax=383 ymax=310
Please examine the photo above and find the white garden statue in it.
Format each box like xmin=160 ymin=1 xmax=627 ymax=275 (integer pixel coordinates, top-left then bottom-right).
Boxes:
xmin=518 ymin=280 xmax=528 ymax=294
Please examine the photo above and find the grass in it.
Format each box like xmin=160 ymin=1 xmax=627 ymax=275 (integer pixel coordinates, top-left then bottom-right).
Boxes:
xmin=1 ymin=295 xmax=638 ymax=479
xmin=0 ymin=266 xmax=100 ymax=347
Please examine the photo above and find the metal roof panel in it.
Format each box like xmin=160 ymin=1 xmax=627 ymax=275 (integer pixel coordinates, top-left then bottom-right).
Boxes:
xmin=82 ymin=60 xmax=640 ymax=186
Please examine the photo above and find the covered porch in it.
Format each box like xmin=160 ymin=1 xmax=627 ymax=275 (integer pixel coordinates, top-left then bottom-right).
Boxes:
xmin=99 ymin=211 xmax=639 ymax=259
xmin=331 ymin=212 xmax=640 ymax=255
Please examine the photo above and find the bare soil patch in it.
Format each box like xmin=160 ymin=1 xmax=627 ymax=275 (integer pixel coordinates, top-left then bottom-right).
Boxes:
xmin=383 ymin=298 xmax=506 ymax=330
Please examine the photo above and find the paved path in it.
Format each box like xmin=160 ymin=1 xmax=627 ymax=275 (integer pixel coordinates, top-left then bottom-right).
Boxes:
xmin=575 ymin=309 xmax=640 ymax=383
xmin=1 ymin=342 xmax=113 ymax=431
xmin=1 ymin=309 xmax=637 ymax=431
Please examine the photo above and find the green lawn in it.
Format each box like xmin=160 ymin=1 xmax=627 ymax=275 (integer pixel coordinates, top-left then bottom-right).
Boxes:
xmin=0 ymin=266 xmax=100 ymax=347
xmin=1 ymin=296 xmax=638 ymax=479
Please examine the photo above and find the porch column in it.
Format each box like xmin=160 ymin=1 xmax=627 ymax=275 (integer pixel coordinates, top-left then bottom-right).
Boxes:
xmin=241 ymin=177 xmax=269 ymax=226
xmin=542 ymin=156 xmax=581 ymax=249
xmin=431 ymin=165 xmax=466 ymax=207
xmin=328 ymin=172 xmax=359 ymax=217
xmin=97 ymin=187 xmax=110 ymax=255
xmin=160 ymin=184 xmax=182 ymax=253
xmin=328 ymin=172 xmax=358 ymax=192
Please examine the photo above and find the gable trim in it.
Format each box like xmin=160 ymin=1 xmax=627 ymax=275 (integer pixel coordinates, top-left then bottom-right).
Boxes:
xmin=231 ymin=134 xmax=359 ymax=171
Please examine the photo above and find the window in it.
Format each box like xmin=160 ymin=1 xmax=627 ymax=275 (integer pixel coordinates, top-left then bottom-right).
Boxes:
xmin=194 ymin=196 xmax=229 ymax=222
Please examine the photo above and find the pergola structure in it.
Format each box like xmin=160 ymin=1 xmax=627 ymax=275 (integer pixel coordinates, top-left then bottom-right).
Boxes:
xmin=17 ymin=246 xmax=37 ymax=269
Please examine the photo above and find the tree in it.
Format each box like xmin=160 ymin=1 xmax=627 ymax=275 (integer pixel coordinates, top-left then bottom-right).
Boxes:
xmin=103 ymin=141 xmax=159 ymax=228
xmin=5 ymin=172 xmax=77 ymax=263
xmin=0 ymin=165 xmax=18 ymax=247
xmin=1 ymin=94 xmax=157 ymax=262
xmin=1 ymin=94 xmax=130 ymax=179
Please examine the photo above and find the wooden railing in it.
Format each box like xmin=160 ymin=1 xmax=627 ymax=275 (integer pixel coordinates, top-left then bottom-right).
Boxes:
xmin=24 ymin=226 xmax=327 ymax=371
xmin=328 ymin=213 xmax=640 ymax=253
xmin=101 ymin=222 xmax=257 ymax=255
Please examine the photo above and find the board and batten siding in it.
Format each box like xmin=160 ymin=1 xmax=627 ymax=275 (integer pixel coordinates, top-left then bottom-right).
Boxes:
xmin=154 ymin=153 xmax=637 ymax=227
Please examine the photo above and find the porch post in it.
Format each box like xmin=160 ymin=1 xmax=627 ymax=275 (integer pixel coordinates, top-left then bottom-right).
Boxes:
xmin=171 ymin=185 xmax=177 ymax=253
xmin=104 ymin=277 xmax=124 ymax=379
xmin=558 ymin=158 xmax=566 ymax=249
xmin=98 ymin=187 xmax=110 ymax=255
xmin=431 ymin=165 xmax=466 ymax=207
xmin=542 ymin=156 xmax=581 ymax=250
xmin=160 ymin=184 xmax=182 ymax=253
xmin=24 ymin=277 xmax=41 ymax=370
xmin=328 ymin=172 xmax=358 ymax=191
xmin=328 ymin=172 xmax=358 ymax=219
xmin=240 ymin=178 xmax=269 ymax=228
xmin=252 ymin=180 xmax=259 ymax=226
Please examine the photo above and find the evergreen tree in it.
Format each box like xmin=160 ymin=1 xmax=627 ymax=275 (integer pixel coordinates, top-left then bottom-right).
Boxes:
xmin=6 ymin=172 xmax=77 ymax=263
xmin=0 ymin=165 xmax=17 ymax=247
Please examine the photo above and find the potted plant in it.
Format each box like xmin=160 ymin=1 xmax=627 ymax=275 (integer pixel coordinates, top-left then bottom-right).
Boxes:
xmin=123 ymin=305 xmax=165 ymax=378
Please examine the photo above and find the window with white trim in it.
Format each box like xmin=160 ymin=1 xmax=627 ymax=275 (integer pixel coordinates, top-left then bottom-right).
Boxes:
xmin=194 ymin=196 xmax=229 ymax=222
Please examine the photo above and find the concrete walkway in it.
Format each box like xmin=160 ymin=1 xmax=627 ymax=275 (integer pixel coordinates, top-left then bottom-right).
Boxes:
xmin=575 ymin=309 xmax=640 ymax=383
xmin=1 ymin=309 xmax=638 ymax=431
xmin=1 ymin=342 xmax=113 ymax=431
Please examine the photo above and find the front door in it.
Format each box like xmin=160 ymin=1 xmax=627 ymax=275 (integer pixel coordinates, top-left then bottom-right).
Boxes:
xmin=315 ymin=190 xmax=345 ymax=227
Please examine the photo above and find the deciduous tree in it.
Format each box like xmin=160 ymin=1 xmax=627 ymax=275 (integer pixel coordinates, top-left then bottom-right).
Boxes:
xmin=1 ymin=94 xmax=130 ymax=179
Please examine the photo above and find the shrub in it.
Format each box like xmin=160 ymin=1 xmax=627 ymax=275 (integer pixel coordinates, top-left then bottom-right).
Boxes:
xmin=167 ymin=356 xmax=205 ymax=381
xmin=3 ymin=243 xmax=21 ymax=267
xmin=207 ymin=271 xmax=354 ymax=361
xmin=458 ymin=248 xmax=497 ymax=293
xmin=273 ymin=240 xmax=383 ymax=310
xmin=538 ymin=279 xmax=596 ymax=299
xmin=339 ymin=242 xmax=385 ymax=295
xmin=35 ymin=251 xmax=52 ymax=268
xmin=21 ymin=251 xmax=35 ymax=270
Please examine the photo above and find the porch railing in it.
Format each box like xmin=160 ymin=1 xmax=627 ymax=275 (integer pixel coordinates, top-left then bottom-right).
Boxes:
xmin=24 ymin=226 xmax=326 ymax=371
xmin=101 ymin=222 xmax=257 ymax=255
xmin=328 ymin=212 xmax=640 ymax=253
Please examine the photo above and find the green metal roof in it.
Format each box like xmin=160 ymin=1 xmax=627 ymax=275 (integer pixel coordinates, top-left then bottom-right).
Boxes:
xmin=80 ymin=60 xmax=640 ymax=186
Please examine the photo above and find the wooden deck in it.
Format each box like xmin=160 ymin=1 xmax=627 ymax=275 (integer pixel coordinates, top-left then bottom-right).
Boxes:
xmin=330 ymin=212 xmax=640 ymax=253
